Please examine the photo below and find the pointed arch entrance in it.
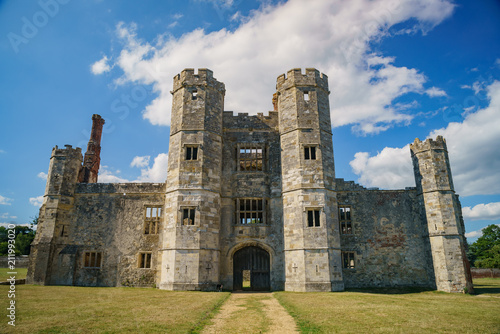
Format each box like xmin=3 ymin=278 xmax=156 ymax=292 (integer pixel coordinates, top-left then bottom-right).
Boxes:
xmin=233 ymin=246 xmax=270 ymax=291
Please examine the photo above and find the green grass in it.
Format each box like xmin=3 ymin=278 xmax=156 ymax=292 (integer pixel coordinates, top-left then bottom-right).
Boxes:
xmin=0 ymin=285 xmax=229 ymax=333
xmin=0 ymin=267 xmax=27 ymax=281
xmin=275 ymin=278 xmax=500 ymax=334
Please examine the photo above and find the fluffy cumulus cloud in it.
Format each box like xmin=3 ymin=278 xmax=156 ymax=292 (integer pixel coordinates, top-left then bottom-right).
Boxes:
xmin=465 ymin=224 xmax=500 ymax=239
xmin=93 ymin=0 xmax=455 ymax=134
xmin=130 ymin=155 xmax=150 ymax=168
xmin=0 ymin=195 xmax=12 ymax=205
xmin=29 ymin=195 xmax=44 ymax=207
xmin=99 ymin=153 xmax=168 ymax=183
xmin=425 ymin=87 xmax=447 ymax=97
xmin=463 ymin=202 xmax=500 ymax=221
xmin=37 ymin=172 xmax=48 ymax=180
xmin=349 ymin=80 xmax=500 ymax=196
xmin=91 ymin=55 xmax=112 ymax=75
xmin=350 ymin=145 xmax=414 ymax=189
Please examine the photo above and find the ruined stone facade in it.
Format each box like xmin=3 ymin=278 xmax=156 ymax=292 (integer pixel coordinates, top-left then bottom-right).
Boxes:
xmin=27 ymin=68 xmax=473 ymax=293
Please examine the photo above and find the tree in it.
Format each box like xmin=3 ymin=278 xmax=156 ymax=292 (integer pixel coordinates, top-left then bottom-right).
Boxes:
xmin=469 ymin=224 xmax=500 ymax=269
xmin=0 ymin=217 xmax=37 ymax=256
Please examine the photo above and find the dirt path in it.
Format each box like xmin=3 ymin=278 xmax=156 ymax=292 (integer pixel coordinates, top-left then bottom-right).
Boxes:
xmin=202 ymin=292 xmax=299 ymax=334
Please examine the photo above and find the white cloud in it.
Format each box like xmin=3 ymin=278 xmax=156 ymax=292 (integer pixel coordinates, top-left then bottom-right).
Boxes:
xmin=349 ymin=80 xmax=500 ymax=196
xmin=37 ymin=172 xmax=48 ymax=180
xmin=0 ymin=213 xmax=17 ymax=219
xmin=98 ymin=166 xmax=130 ymax=183
xmin=136 ymin=153 xmax=169 ymax=182
xmin=91 ymin=55 xmax=112 ymax=75
xmin=465 ymin=224 xmax=500 ymax=239
xmin=130 ymin=155 xmax=150 ymax=168
xmin=99 ymin=153 xmax=168 ymax=183
xmin=0 ymin=195 xmax=12 ymax=205
xmin=463 ymin=202 xmax=500 ymax=221
xmin=29 ymin=195 xmax=44 ymax=207
xmin=429 ymin=81 xmax=500 ymax=196
xmin=96 ymin=0 xmax=455 ymax=134
xmin=425 ymin=86 xmax=447 ymax=97
xmin=495 ymin=58 xmax=500 ymax=68
xmin=350 ymin=145 xmax=414 ymax=189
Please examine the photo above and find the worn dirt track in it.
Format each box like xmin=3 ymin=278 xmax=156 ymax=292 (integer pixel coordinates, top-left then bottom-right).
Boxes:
xmin=202 ymin=292 xmax=299 ymax=334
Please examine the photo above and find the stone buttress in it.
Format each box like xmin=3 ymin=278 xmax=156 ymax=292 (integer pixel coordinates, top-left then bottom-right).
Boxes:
xmin=159 ymin=69 xmax=225 ymax=290
xmin=277 ymin=68 xmax=344 ymax=292
xmin=411 ymin=136 xmax=474 ymax=293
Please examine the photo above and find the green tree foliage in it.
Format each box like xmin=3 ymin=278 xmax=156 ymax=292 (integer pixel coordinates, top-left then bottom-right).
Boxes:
xmin=469 ymin=224 xmax=500 ymax=269
xmin=0 ymin=217 xmax=37 ymax=256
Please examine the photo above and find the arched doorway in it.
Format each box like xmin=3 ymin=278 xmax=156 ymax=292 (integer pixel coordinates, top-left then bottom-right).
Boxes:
xmin=233 ymin=246 xmax=270 ymax=291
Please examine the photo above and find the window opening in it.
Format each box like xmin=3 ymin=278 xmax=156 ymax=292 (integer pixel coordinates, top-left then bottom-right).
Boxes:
xmin=182 ymin=208 xmax=196 ymax=225
xmin=236 ymin=198 xmax=265 ymax=224
xmin=304 ymin=91 xmax=309 ymax=101
xmin=339 ymin=206 xmax=352 ymax=234
xmin=84 ymin=252 xmax=102 ymax=268
xmin=186 ymin=146 xmax=198 ymax=160
xmin=139 ymin=253 xmax=152 ymax=268
xmin=192 ymin=90 xmax=198 ymax=100
xmin=144 ymin=206 xmax=162 ymax=234
xmin=342 ymin=251 xmax=355 ymax=269
xmin=307 ymin=209 xmax=320 ymax=227
xmin=304 ymin=146 xmax=316 ymax=160
xmin=239 ymin=146 xmax=263 ymax=171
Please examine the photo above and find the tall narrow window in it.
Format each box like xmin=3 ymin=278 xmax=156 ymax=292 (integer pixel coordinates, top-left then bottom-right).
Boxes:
xmin=238 ymin=146 xmax=263 ymax=171
xmin=307 ymin=209 xmax=320 ymax=227
xmin=185 ymin=146 xmax=198 ymax=160
xmin=304 ymin=91 xmax=309 ymax=101
xmin=192 ymin=90 xmax=198 ymax=100
xmin=339 ymin=206 xmax=352 ymax=234
xmin=139 ymin=253 xmax=152 ymax=269
xmin=304 ymin=146 xmax=316 ymax=160
xmin=84 ymin=252 xmax=102 ymax=268
xmin=144 ymin=206 xmax=162 ymax=235
xmin=182 ymin=208 xmax=196 ymax=225
xmin=236 ymin=198 xmax=265 ymax=224
xmin=342 ymin=251 xmax=355 ymax=269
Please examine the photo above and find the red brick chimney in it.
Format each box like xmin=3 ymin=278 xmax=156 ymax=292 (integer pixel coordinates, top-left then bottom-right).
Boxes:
xmin=78 ymin=114 xmax=105 ymax=183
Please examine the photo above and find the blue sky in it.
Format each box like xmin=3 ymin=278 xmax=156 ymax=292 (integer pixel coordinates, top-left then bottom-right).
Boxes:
xmin=0 ymin=0 xmax=499 ymax=243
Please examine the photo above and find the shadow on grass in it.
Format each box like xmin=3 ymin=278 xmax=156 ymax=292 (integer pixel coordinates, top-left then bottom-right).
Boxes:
xmin=472 ymin=283 xmax=500 ymax=295
xmin=346 ymin=286 xmax=435 ymax=295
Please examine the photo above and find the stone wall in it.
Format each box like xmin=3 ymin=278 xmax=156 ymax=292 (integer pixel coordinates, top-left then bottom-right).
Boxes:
xmin=336 ymin=179 xmax=436 ymax=288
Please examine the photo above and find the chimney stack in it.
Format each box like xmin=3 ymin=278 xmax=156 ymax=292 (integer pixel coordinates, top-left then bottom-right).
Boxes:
xmin=78 ymin=114 xmax=105 ymax=183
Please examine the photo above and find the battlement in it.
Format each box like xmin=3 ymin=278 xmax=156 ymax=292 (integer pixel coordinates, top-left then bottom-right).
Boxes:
xmin=410 ymin=136 xmax=447 ymax=155
xmin=172 ymin=68 xmax=225 ymax=93
xmin=51 ymin=145 xmax=82 ymax=158
xmin=276 ymin=68 xmax=329 ymax=92
xmin=223 ymin=110 xmax=278 ymax=130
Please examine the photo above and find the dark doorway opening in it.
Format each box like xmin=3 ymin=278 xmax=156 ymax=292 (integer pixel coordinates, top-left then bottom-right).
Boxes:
xmin=233 ymin=246 xmax=270 ymax=291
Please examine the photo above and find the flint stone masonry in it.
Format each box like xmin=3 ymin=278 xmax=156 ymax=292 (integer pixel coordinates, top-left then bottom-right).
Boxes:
xmin=27 ymin=68 xmax=473 ymax=293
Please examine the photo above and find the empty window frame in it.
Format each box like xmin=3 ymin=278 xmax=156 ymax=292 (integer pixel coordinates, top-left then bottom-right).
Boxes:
xmin=236 ymin=198 xmax=265 ymax=224
xmin=304 ymin=91 xmax=310 ymax=101
xmin=84 ymin=252 xmax=102 ymax=268
xmin=238 ymin=146 xmax=263 ymax=171
xmin=304 ymin=146 xmax=317 ymax=160
xmin=339 ymin=206 xmax=352 ymax=234
xmin=185 ymin=146 xmax=199 ymax=160
xmin=342 ymin=251 xmax=355 ymax=269
xmin=192 ymin=89 xmax=198 ymax=100
xmin=138 ymin=252 xmax=152 ymax=269
xmin=182 ymin=207 xmax=196 ymax=225
xmin=144 ymin=206 xmax=162 ymax=235
xmin=307 ymin=209 xmax=321 ymax=227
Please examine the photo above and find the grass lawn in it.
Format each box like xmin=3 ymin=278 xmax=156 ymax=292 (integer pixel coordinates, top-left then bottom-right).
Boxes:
xmin=0 ymin=267 xmax=27 ymax=281
xmin=0 ymin=285 xmax=229 ymax=333
xmin=275 ymin=278 xmax=500 ymax=333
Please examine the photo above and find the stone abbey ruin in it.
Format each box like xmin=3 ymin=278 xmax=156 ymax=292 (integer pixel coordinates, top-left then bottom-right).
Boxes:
xmin=27 ymin=68 xmax=473 ymax=293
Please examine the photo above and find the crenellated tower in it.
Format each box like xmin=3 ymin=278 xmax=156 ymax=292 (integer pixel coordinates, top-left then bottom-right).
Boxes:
xmin=410 ymin=136 xmax=473 ymax=293
xmin=26 ymin=145 xmax=83 ymax=285
xmin=159 ymin=69 xmax=225 ymax=290
xmin=277 ymin=68 xmax=343 ymax=292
